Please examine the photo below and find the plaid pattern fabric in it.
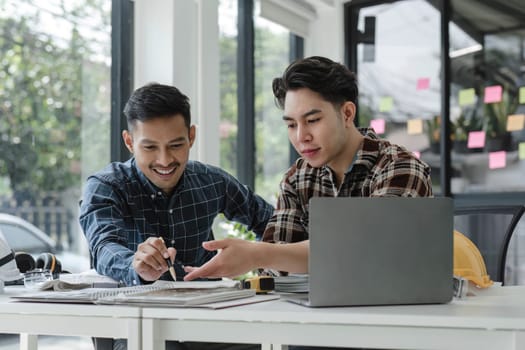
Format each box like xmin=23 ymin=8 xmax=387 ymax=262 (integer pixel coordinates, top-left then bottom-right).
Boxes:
xmin=79 ymin=159 xmax=273 ymax=286
xmin=263 ymin=128 xmax=433 ymax=244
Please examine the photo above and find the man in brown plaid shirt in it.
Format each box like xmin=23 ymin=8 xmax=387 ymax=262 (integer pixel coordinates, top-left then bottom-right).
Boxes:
xmin=184 ymin=56 xmax=432 ymax=280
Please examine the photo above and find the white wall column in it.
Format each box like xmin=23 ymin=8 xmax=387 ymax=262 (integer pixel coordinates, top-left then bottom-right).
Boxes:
xmin=134 ymin=0 xmax=220 ymax=166
xmin=304 ymin=1 xmax=344 ymax=62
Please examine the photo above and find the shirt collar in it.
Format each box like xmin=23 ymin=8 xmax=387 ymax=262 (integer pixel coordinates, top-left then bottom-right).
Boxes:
xmin=131 ymin=158 xmax=185 ymax=199
xmin=319 ymin=127 xmax=380 ymax=177
xmin=352 ymin=127 xmax=381 ymax=173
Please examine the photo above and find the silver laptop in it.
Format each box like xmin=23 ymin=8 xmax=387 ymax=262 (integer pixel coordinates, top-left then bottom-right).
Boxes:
xmin=287 ymin=197 xmax=453 ymax=307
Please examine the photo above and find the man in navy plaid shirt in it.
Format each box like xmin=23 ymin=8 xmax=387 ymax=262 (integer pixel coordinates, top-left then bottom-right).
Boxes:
xmin=79 ymin=83 xmax=273 ymax=288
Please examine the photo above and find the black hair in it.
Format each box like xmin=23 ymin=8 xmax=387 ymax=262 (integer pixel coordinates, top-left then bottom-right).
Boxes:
xmin=272 ymin=56 xmax=358 ymax=109
xmin=123 ymin=83 xmax=191 ymax=130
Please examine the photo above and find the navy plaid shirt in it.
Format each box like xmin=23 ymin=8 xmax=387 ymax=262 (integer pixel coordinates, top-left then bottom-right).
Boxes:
xmin=79 ymin=158 xmax=273 ymax=286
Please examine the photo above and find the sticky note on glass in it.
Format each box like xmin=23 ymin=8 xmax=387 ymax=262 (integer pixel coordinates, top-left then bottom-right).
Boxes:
xmin=370 ymin=119 xmax=386 ymax=134
xmin=407 ymin=119 xmax=424 ymax=135
xmin=467 ymin=131 xmax=485 ymax=149
xmin=484 ymin=85 xmax=503 ymax=104
xmin=519 ymin=142 xmax=525 ymax=160
xmin=458 ymin=88 xmax=475 ymax=106
xmin=416 ymin=78 xmax=430 ymax=90
xmin=520 ymin=87 xmax=525 ymax=104
xmin=412 ymin=151 xmax=421 ymax=159
xmin=489 ymin=151 xmax=506 ymax=169
xmin=379 ymin=97 xmax=393 ymax=112
xmin=506 ymin=114 xmax=525 ymax=131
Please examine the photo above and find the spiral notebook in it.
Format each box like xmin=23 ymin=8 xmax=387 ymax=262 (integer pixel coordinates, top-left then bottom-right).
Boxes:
xmin=10 ymin=280 xmax=260 ymax=307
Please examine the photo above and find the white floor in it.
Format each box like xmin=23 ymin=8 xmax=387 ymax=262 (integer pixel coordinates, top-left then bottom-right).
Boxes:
xmin=0 ymin=334 xmax=93 ymax=349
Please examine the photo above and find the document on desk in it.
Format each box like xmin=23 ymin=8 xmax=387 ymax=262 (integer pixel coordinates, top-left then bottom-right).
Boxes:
xmin=9 ymin=280 xmax=276 ymax=308
xmin=274 ymin=274 xmax=309 ymax=293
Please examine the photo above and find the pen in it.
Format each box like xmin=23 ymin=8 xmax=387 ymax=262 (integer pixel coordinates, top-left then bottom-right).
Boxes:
xmin=158 ymin=237 xmax=177 ymax=281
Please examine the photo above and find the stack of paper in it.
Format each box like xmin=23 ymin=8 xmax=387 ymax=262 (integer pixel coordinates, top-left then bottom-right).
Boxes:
xmin=274 ymin=274 xmax=309 ymax=293
xmin=11 ymin=280 xmax=256 ymax=307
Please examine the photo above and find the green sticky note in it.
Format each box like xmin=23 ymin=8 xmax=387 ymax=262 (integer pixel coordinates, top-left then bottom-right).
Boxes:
xmin=379 ymin=97 xmax=393 ymax=112
xmin=459 ymin=88 xmax=475 ymax=106
xmin=520 ymin=142 xmax=525 ymax=160
xmin=520 ymin=87 xmax=525 ymax=104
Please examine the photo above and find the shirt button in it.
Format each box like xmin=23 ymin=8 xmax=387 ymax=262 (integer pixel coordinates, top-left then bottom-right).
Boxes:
xmin=169 ymin=209 xmax=173 ymax=214
xmin=158 ymin=192 xmax=162 ymax=196
xmin=151 ymin=194 xmax=155 ymax=199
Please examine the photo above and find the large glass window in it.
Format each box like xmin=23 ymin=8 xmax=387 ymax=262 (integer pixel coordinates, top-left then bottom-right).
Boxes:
xmin=353 ymin=0 xmax=442 ymax=194
xmin=217 ymin=0 xmax=292 ymax=239
xmin=0 ymin=0 xmax=111 ymax=255
xmin=254 ymin=0 xmax=290 ymax=203
xmin=348 ymin=0 xmax=525 ymax=286
xmin=219 ymin=0 xmax=291 ymax=204
xmin=449 ymin=0 xmax=525 ymax=286
xmin=449 ymin=1 xmax=525 ymax=194
xmin=219 ymin=0 xmax=238 ymax=178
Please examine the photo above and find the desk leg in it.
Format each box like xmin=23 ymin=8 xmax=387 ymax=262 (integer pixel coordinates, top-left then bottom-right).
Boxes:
xmin=515 ymin=331 xmax=525 ymax=349
xmin=143 ymin=319 xmax=164 ymax=350
xmin=20 ymin=333 xmax=37 ymax=350
xmin=127 ymin=318 xmax=142 ymax=350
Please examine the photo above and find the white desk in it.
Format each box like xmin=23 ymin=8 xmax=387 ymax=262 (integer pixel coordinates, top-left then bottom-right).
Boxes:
xmin=0 ymin=287 xmax=142 ymax=350
xmin=142 ymin=286 xmax=525 ymax=350
xmin=3 ymin=285 xmax=525 ymax=350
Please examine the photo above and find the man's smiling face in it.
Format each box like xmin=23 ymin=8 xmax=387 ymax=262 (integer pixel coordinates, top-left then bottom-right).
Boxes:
xmin=123 ymin=115 xmax=195 ymax=195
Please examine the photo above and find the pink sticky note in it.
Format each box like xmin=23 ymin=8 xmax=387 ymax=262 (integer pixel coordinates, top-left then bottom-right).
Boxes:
xmin=416 ymin=78 xmax=430 ymax=90
xmin=370 ymin=119 xmax=386 ymax=134
xmin=484 ymin=85 xmax=503 ymax=104
xmin=467 ymin=131 xmax=486 ymax=149
xmin=412 ymin=151 xmax=421 ymax=159
xmin=489 ymin=151 xmax=506 ymax=169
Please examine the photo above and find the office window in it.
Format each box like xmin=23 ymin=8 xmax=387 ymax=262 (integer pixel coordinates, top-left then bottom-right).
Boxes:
xmin=347 ymin=0 xmax=525 ymax=286
xmin=254 ymin=0 xmax=290 ymax=204
xmin=219 ymin=0 xmax=291 ymax=203
xmin=0 ymin=0 xmax=111 ymax=253
xmin=352 ymin=0 xmax=442 ymax=194
xmin=219 ymin=0 xmax=238 ymax=177
xmin=449 ymin=1 xmax=525 ymax=194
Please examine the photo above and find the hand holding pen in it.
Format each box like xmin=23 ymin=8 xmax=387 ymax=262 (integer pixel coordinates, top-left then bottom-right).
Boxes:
xmin=132 ymin=236 xmax=178 ymax=282
xmin=158 ymin=237 xmax=177 ymax=281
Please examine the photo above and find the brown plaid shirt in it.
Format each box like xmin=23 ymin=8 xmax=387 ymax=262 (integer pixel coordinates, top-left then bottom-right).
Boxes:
xmin=262 ymin=128 xmax=433 ymax=244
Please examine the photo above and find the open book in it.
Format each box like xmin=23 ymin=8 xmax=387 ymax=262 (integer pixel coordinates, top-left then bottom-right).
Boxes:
xmin=11 ymin=280 xmax=260 ymax=307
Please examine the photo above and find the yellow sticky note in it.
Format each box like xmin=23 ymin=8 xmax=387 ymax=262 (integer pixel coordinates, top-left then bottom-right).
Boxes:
xmin=407 ymin=119 xmax=424 ymax=135
xmin=507 ymin=114 xmax=525 ymax=131
xmin=520 ymin=142 xmax=525 ymax=160
xmin=459 ymin=88 xmax=475 ymax=106
xmin=379 ymin=97 xmax=393 ymax=112
xmin=520 ymin=87 xmax=525 ymax=104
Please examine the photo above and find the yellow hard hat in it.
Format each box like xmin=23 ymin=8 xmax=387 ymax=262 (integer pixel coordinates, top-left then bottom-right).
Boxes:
xmin=453 ymin=230 xmax=493 ymax=288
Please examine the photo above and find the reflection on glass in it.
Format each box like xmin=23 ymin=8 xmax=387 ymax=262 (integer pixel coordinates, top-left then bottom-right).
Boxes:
xmin=355 ymin=0 xmax=441 ymax=193
xmin=449 ymin=0 xmax=525 ymax=194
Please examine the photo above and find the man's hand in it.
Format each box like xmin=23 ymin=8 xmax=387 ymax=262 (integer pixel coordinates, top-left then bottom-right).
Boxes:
xmin=133 ymin=237 xmax=177 ymax=282
xmin=183 ymin=238 xmax=257 ymax=281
